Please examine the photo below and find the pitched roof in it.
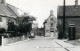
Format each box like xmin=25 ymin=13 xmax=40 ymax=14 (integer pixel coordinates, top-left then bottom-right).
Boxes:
xmin=44 ymin=14 xmax=57 ymax=24
xmin=7 ymin=4 xmax=25 ymax=17
xmin=45 ymin=10 xmax=57 ymax=22
xmin=46 ymin=14 xmax=57 ymax=22
xmin=0 ymin=2 xmax=26 ymax=18
xmin=0 ymin=3 xmax=16 ymax=18
xmin=58 ymin=5 xmax=80 ymax=17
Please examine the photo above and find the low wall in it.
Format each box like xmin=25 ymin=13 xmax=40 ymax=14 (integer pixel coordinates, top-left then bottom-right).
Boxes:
xmin=2 ymin=35 xmax=27 ymax=45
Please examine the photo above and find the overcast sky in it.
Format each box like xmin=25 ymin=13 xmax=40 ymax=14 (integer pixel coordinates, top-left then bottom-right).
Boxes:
xmin=6 ymin=0 xmax=80 ymax=28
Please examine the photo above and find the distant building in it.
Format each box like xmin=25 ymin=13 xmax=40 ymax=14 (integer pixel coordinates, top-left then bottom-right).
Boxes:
xmin=43 ymin=10 xmax=57 ymax=38
xmin=38 ymin=27 xmax=44 ymax=36
xmin=57 ymin=0 xmax=80 ymax=39
xmin=31 ymin=22 xmax=38 ymax=36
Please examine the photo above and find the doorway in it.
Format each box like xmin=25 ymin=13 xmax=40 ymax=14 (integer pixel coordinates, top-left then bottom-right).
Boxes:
xmin=50 ymin=31 xmax=54 ymax=37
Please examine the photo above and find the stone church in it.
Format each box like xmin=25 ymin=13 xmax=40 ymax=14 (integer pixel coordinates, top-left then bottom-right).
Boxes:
xmin=43 ymin=10 xmax=57 ymax=38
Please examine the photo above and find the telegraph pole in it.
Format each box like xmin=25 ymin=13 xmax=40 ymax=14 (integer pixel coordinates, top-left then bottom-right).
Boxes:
xmin=63 ymin=0 xmax=65 ymax=38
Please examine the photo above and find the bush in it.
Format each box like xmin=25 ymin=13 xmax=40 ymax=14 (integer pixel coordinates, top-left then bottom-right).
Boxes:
xmin=0 ymin=28 xmax=6 ymax=34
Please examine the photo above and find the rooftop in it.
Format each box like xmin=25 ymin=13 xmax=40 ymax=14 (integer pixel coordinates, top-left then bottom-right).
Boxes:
xmin=58 ymin=5 xmax=80 ymax=17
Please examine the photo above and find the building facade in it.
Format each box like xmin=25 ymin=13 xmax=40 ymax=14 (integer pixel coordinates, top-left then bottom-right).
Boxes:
xmin=44 ymin=10 xmax=57 ymax=38
xmin=38 ymin=27 xmax=44 ymax=36
xmin=57 ymin=0 xmax=80 ymax=39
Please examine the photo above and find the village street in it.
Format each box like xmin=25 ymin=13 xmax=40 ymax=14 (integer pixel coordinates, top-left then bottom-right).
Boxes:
xmin=0 ymin=0 xmax=80 ymax=51
xmin=0 ymin=36 xmax=79 ymax=51
xmin=0 ymin=36 xmax=66 ymax=51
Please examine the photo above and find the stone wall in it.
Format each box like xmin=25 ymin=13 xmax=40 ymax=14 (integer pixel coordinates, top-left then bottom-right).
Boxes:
xmin=58 ymin=17 xmax=80 ymax=39
xmin=2 ymin=35 xmax=27 ymax=45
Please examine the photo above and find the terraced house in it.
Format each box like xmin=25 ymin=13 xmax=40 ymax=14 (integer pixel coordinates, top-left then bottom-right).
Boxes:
xmin=57 ymin=0 xmax=80 ymax=39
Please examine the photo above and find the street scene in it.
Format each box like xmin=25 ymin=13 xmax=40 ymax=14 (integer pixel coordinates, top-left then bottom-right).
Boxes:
xmin=0 ymin=36 xmax=79 ymax=51
xmin=0 ymin=37 xmax=68 ymax=51
xmin=0 ymin=0 xmax=80 ymax=51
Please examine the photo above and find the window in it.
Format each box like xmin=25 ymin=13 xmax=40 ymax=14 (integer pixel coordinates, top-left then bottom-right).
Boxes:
xmin=50 ymin=18 xmax=53 ymax=21
xmin=46 ymin=30 xmax=49 ymax=32
xmin=51 ymin=23 xmax=53 ymax=27
xmin=50 ymin=28 xmax=54 ymax=31
xmin=0 ymin=17 xmax=2 ymax=22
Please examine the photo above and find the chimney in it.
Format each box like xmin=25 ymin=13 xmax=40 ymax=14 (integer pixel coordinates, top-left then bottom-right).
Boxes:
xmin=75 ymin=0 xmax=78 ymax=6
xmin=0 ymin=0 xmax=5 ymax=4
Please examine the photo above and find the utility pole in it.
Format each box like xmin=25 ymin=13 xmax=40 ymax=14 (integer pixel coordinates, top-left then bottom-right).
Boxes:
xmin=63 ymin=0 xmax=65 ymax=38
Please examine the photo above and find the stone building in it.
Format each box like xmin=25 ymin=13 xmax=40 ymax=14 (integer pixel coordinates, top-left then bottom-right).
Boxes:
xmin=44 ymin=10 xmax=57 ymax=38
xmin=57 ymin=0 xmax=80 ymax=39
xmin=38 ymin=27 xmax=44 ymax=36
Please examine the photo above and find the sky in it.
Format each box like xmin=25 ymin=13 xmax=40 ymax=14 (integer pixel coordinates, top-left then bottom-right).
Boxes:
xmin=6 ymin=0 xmax=80 ymax=28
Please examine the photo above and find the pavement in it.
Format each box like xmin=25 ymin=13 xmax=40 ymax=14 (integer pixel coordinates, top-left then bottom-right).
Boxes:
xmin=64 ymin=39 xmax=80 ymax=46
xmin=0 ymin=36 xmax=80 ymax=51
xmin=55 ymin=39 xmax=80 ymax=51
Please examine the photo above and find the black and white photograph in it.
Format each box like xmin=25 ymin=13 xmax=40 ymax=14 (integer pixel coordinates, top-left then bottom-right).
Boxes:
xmin=0 ymin=0 xmax=80 ymax=51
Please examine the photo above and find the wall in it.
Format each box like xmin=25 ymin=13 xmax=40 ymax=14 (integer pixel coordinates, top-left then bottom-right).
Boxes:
xmin=45 ymin=22 xmax=50 ymax=37
xmin=58 ymin=17 xmax=80 ymax=39
xmin=2 ymin=35 xmax=27 ymax=45
xmin=0 ymin=17 xmax=8 ymax=30
xmin=45 ymin=16 xmax=57 ymax=37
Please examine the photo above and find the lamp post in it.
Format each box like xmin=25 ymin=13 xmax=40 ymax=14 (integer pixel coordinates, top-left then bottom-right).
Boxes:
xmin=63 ymin=0 xmax=66 ymax=38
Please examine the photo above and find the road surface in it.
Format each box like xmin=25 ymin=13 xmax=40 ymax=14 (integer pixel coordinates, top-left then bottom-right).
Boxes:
xmin=0 ymin=36 xmax=68 ymax=51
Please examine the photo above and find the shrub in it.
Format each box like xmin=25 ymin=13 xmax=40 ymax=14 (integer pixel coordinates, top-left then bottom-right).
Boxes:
xmin=0 ymin=28 xmax=6 ymax=34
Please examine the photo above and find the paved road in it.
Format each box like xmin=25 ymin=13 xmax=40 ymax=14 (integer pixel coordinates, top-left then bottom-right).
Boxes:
xmin=0 ymin=36 xmax=67 ymax=51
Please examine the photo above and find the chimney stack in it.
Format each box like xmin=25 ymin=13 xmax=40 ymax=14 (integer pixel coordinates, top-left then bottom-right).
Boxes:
xmin=75 ymin=0 xmax=78 ymax=6
xmin=0 ymin=0 xmax=5 ymax=4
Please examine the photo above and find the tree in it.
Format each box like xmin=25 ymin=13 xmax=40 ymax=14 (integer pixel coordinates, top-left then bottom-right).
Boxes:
xmin=19 ymin=16 xmax=36 ymax=34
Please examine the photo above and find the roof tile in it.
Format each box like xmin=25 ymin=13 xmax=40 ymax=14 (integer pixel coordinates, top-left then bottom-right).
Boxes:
xmin=0 ymin=3 xmax=16 ymax=18
xmin=58 ymin=5 xmax=80 ymax=17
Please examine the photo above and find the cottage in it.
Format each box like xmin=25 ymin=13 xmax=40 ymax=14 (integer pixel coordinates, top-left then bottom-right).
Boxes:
xmin=57 ymin=0 xmax=80 ymax=39
xmin=0 ymin=0 xmax=16 ymax=32
xmin=0 ymin=0 xmax=25 ymax=32
xmin=44 ymin=10 xmax=57 ymax=38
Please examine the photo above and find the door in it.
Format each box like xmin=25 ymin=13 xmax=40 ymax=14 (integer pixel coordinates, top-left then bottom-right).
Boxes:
xmin=50 ymin=31 xmax=58 ymax=38
xmin=50 ymin=31 xmax=54 ymax=37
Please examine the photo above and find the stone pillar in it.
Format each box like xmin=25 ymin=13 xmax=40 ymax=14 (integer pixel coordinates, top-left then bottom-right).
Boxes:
xmin=22 ymin=35 xmax=25 ymax=40
xmin=2 ymin=36 xmax=5 ymax=45
xmin=0 ymin=35 xmax=2 ymax=46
